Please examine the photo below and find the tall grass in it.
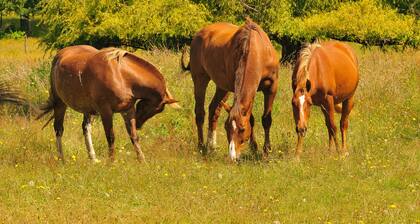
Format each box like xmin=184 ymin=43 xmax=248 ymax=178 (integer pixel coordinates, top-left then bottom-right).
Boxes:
xmin=0 ymin=39 xmax=418 ymax=223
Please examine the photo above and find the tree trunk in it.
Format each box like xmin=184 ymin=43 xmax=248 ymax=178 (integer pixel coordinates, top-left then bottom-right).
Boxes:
xmin=20 ymin=14 xmax=30 ymax=35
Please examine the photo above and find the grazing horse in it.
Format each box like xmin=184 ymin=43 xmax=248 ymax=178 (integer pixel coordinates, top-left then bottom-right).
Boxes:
xmin=181 ymin=19 xmax=279 ymax=161
xmin=37 ymin=45 xmax=179 ymax=162
xmin=291 ymin=41 xmax=359 ymax=160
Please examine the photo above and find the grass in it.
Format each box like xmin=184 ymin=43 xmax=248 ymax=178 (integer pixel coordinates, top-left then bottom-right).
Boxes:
xmin=0 ymin=39 xmax=418 ymax=223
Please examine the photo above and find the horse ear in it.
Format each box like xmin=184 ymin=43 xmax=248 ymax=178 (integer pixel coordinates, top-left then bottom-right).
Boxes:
xmin=306 ymin=79 xmax=311 ymax=92
xmin=165 ymin=98 xmax=182 ymax=109
xmin=220 ymin=101 xmax=231 ymax=112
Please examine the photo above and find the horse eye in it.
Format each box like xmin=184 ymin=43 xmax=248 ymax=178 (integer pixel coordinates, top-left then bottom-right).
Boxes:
xmin=299 ymin=89 xmax=305 ymax=94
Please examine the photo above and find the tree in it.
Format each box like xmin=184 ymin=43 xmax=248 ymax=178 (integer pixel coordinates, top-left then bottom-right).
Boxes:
xmin=0 ymin=0 xmax=40 ymax=34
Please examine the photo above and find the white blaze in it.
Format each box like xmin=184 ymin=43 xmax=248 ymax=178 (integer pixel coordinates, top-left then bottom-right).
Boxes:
xmin=229 ymin=141 xmax=236 ymax=161
xmin=299 ymin=95 xmax=305 ymax=121
xmin=232 ymin=120 xmax=237 ymax=131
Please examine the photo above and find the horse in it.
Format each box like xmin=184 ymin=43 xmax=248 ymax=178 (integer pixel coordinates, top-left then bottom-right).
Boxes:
xmin=37 ymin=45 xmax=180 ymax=162
xmin=291 ymin=40 xmax=359 ymax=160
xmin=181 ymin=19 xmax=279 ymax=161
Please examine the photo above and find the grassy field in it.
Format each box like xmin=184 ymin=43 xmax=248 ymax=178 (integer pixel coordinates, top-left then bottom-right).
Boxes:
xmin=0 ymin=38 xmax=418 ymax=223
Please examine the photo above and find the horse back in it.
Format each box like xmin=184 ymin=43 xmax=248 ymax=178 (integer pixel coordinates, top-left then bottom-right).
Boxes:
xmin=85 ymin=50 xmax=168 ymax=111
xmin=190 ymin=23 xmax=240 ymax=91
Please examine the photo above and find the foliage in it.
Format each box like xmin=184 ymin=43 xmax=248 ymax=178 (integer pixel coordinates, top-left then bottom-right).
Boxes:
xmin=380 ymin=0 xmax=420 ymax=15
xmin=36 ymin=0 xmax=419 ymax=59
xmin=0 ymin=30 xmax=25 ymax=38
xmin=38 ymin=0 xmax=209 ymax=49
xmin=271 ymin=0 xmax=419 ymax=46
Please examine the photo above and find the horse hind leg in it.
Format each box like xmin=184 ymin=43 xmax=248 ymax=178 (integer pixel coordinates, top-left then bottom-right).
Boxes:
xmin=82 ymin=114 xmax=99 ymax=163
xmin=340 ymin=96 xmax=354 ymax=158
xmin=321 ymin=96 xmax=340 ymax=155
xmin=261 ymin=80 xmax=278 ymax=158
xmin=53 ymin=100 xmax=67 ymax=162
xmin=207 ymin=87 xmax=228 ymax=151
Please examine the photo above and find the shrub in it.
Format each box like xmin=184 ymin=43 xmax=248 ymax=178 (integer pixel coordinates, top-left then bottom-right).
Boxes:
xmin=269 ymin=0 xmax=419 ymax=61
xmin=38 ymin=0 xmax=209 ymax=49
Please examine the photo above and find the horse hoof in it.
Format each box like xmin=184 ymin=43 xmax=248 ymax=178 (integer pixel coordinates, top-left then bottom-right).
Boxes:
xmin=263 ymin=144 xmax=271 ymax=154
xmin=92 ymin=158 xmax=101 ymax=163
xmin=293 ymin=156 xmax=301 ymax=162
xmin=340 ymin=152 xmax=349 ymax=159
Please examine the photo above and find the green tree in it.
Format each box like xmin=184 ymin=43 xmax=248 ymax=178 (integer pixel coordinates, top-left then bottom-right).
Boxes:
xmin=1 ymin=0 xmax=40 ymax=34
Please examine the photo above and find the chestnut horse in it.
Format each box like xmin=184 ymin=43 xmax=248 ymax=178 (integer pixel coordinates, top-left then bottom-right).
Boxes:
xmin=291 ymin=41 xmax=359 ymax=160
xmin=37 ymin=45 xmax=179 ymax=162
xmin=182 ymin=19 xmax=279 ymax=161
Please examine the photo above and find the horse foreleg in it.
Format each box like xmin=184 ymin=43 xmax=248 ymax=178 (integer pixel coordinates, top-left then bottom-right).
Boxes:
xmin=262 ymin=81 xmax=278 ymax=158
xmin=193 ymin=77 xmax=209 ymax=154
xmin=82 ymin=114 xmax=99 ymax=162
xmin=207 ymin=87 xmax=228 ymax=150
xmin=53 ymin=102 xmax=66 ymax=162
xmin=340 ymin=96 xmax=354 ymax=158
xmin=321 ymin=96 xmax=339 ymax=154
xmin=100 ymin=110 xmax=115 ymax=162
xmin=295 ymin=134 xmax=304 ymax=161
xmin=249 ymin=113 xmax=258 ymax=156
xmin=122 ymin=109 xmax=146 ymax=162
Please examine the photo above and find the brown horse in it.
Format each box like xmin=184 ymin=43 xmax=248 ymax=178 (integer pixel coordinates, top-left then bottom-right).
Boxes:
xmin=182 ymin=19 xmax=279 ymax=161
xmin=37 ymin=45 xmax=179 ymax=162
xmin=291 ymin=40 xmax=359 ymax=160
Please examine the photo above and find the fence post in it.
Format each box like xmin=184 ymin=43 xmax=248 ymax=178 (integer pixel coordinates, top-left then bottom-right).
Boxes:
xmin=24 ymin=34 xmax=27 ymax=54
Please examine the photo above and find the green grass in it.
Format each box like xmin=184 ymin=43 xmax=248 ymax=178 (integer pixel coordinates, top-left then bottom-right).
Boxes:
xmin=0 ymin=39 xmax=418 ymax=223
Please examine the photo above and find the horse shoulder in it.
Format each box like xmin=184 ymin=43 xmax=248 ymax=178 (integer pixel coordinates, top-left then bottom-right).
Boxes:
xmin=310 ymin=48 xmax=337 ymax=96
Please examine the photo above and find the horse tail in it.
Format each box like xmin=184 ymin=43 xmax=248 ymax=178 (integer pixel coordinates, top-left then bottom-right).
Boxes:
xmin=36 ymin=55 xmax=60 ymax=129
xmin=0 ymin=81 xmax=26 ymax=106
xmin=180 ymin=46 xmax=190 ymax=72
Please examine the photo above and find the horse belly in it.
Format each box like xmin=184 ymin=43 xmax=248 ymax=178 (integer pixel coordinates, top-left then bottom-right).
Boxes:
xmin=334 ymin=69 xmax=358 ymax=101
xmin=202 ymin=52 xmax=235 ymax=92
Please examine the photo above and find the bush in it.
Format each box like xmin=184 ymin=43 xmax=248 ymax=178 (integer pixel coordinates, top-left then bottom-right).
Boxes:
xmin=269 ymin=0 xmax=419 ymax=61
xmin=0 ymin=30 xmax=26 ymax=39
xmin=38 ymin=0 xmax=419 ymax=62
xmin=38 ymin=0 xmax=209 ymax=49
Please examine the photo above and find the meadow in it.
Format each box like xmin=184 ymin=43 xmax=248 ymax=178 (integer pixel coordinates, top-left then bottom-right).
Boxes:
xmin=0 ymin=38 xmax=418 ymax=223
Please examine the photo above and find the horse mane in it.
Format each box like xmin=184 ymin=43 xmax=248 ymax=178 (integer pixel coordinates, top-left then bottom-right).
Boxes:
xmin=231 ymin=18 xmax=261 ymax=116
xmin=294 ymin=40 xmax=321 ymax=86
xmin=102 ymin=47 xmax=128 ymax=63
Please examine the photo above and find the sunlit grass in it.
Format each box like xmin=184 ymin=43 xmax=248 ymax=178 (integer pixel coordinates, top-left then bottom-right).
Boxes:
xmin=0 ymin=39 xmax=418 ymax=223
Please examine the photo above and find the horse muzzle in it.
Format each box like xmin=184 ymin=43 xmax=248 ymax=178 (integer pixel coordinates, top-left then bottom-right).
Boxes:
xmin=229 ymin=141 xmax=239 ymax=162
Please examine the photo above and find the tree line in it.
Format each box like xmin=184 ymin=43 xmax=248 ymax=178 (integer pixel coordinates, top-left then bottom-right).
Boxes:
xmin=1 ymin=0 xmax=419 ymax=62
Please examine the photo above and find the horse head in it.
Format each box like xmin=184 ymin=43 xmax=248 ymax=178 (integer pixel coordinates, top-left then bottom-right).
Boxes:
xmin=135 ymin=88 xmax=179 ymax=130
xmin=222 ymin=101 xmax=252 ymax=161
xmin=292 ymin=79 xmax=312 ymax=137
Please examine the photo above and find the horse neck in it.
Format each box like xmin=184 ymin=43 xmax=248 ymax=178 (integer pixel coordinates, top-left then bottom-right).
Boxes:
xmin=123 ymin=55 xmax=166 ymax=103
xmin=232 ymin=31 xmax=263 ymax=118
xmin=233 ymin=71 xmax=260 ymax=113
